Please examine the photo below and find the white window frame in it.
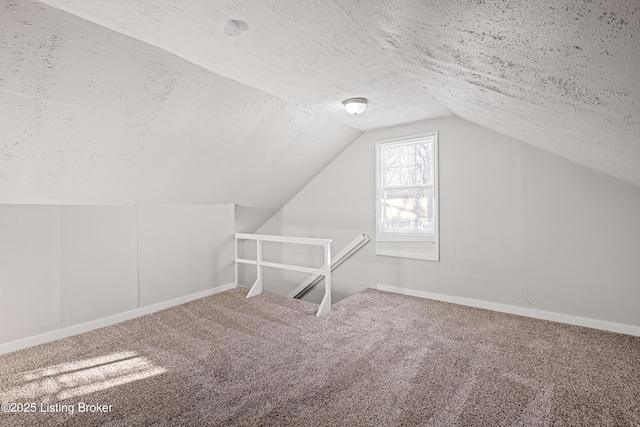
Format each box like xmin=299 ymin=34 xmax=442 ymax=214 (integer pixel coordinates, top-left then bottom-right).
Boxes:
xmin=375 ymin=132 xmax=439 ymax=261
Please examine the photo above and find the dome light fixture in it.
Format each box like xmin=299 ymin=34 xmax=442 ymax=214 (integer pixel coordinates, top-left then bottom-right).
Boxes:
xmin=224 ymin=20 xmax=249 ymax=37
xmin=343 ymin=97 xmax=368 ymax=115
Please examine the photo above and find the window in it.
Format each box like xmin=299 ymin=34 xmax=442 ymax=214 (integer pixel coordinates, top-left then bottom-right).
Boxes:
xmin=375 ymin=132 xmax=439 ymax=261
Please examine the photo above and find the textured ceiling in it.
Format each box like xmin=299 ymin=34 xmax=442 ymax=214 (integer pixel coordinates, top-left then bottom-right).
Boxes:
xmin=35 ymin=0 xmax=640 ymax=189
xmin=339 ymin=0 xmax=640 ymax=188
xmin=35 ymin=0 xmax=452 ymax=131
xmin=0 ymin=0 xmax=361 ymax=229
xmin=2 ymin=0 xmax=639 ymax=223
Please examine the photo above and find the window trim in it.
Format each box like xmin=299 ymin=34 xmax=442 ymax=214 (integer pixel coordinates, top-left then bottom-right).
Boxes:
xmin=375 ymin=132 xmax=440 ymax=261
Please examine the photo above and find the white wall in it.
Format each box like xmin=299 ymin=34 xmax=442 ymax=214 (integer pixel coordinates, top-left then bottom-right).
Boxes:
xmin=0 ymin=204 xmax=234 ymax=346
xmin=138 ymin=205 xmax=234 ymax=306
xmin=60 ymin=206 xmax=138 ymax=327
xmin=254 ymin=116 xmax=640 ymax=328
xmin=0 ymin=206 xmax=60 ymax=343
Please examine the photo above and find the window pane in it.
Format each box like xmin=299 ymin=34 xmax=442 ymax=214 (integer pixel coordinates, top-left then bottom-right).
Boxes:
xmin=383 ymin=142 xmax=433 ymax=187
xmin=383 ymin=147 xmax=400 ymax=186
xmin=386 ymin=166 xmax=400 ymax=186
xmin=381 ymin=186 xmax=434 ymax=233
xmin=384 ymin=147 xmax=399 ymax=165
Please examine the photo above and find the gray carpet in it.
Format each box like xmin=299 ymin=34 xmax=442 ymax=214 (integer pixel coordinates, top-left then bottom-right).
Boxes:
xmin=1 ymin=287 xmax=639 ymax=426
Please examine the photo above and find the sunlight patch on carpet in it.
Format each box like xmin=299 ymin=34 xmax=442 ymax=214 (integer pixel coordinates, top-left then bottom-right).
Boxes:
xmin=1 ymin=351 xmax=166 ymax=403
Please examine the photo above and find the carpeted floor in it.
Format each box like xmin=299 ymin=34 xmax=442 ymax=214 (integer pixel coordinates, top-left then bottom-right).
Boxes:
xmin=1 ymin=287 xmax=639 ymax=426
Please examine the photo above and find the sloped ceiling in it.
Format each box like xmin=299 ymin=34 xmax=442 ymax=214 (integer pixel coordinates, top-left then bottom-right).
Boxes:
xmin=339 ymin=0 xmax=640 ymax=188
xmin=2 ymin=1 xmax=639 ymax=228
xmin=0 ymin=1 xmax=364 ymax=230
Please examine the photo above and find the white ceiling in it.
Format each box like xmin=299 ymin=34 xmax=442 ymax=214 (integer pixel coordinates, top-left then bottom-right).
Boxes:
xmin=2 ymin=0 xmax=639 ymax=226
xmin=339 ymin=0 xmax=640 ymax=187
xmin=0 ymin=1 xmax=364 ymax=229
xmin=34 ymin=0 xmax=452 ymax=130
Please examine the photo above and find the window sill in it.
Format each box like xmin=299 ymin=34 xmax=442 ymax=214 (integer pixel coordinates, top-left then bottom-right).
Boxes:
xmin=375 ymin=240 xmax=439 ymax=261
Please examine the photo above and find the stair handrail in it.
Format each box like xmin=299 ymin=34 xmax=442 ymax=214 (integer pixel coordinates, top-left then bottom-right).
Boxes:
xmin=287 ymin=234 xmax=370 ymax=299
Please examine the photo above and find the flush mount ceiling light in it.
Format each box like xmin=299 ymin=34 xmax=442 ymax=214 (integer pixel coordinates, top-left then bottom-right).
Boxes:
xmin=224 ymin=20 xmax=249 ymax=37
xmin=343 ymin=98 xmax=368 ymax=115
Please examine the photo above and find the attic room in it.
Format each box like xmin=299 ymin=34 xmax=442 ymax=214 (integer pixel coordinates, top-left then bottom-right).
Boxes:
xmin=1 ymin=0 xmax=639 ymax=425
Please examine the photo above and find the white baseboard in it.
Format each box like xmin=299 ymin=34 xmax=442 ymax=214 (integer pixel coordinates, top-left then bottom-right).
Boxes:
xmin=376 ymin=284 xmax=640 ymax=337
xmin=0 ymin=283 xmax=237 ymax=355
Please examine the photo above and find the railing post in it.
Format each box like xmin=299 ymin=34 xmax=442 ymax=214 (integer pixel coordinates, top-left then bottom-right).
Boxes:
xmin=317 ymin=241 xmax=332 ymax=316
xmin=234 ymin=237 xmax=238 ymax=286
xmin=246 ymin=238 xmax=263 ymax=298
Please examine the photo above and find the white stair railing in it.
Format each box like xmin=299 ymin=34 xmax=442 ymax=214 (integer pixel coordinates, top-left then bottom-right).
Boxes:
xmin=234 ymin=233 xmax=333 ymax=316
